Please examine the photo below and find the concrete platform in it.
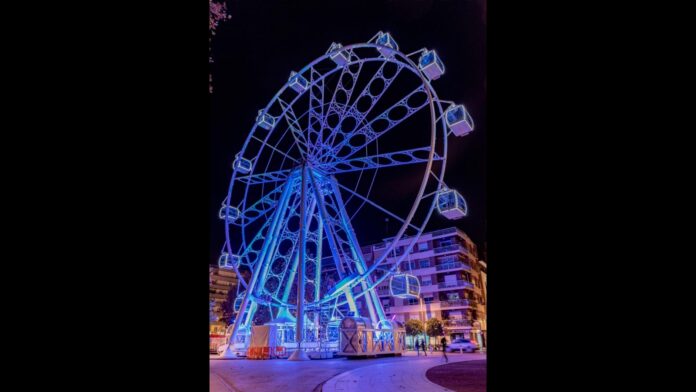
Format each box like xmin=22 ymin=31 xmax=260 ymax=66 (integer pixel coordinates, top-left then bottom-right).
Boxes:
xmin=322 ymin=353 xmax=485 ymax=392
xmin=210 ymin=351 xmax=486 ymax=392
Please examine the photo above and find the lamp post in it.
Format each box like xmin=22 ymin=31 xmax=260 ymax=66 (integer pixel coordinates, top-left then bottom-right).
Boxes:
xmin=419 ymin=296 xmax=427 ymax=347
xmin=473 ymin=320 xmax=485 ymax=353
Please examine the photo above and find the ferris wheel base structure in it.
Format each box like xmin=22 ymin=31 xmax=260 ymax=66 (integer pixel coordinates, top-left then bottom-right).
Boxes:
xmin=217 ymin=31 xmax=476 ymax=359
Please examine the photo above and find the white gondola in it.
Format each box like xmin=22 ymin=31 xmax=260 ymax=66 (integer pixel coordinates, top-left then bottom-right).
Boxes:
xmin=375 ymin=31 xmax=399 ymax=58
xmin=218 ymin=253 xmax=241 ymax=269
xmin=218 ymin=253 xmax=230 ymax=268
xmin=233 ymin=291 xmax=245 ymax=312
xmin=218 ymin=205 xmax=241 ymax=222
xmin=288 ymin=71 xmax=308 ymax=93
xmin=418 ymin=50 xmax=445 ymax=80
xmin=389 ymin=273 xmax=420 ymax=298
xmin=445 ymin=104 xmax=474 ymax=137
xmin=436 ymin=188 xmax=468 ymax=220
xmin=327 ymin=42 xmax=349 ymax=65
xmin=255 ymin=109 xmax=276 ymax=131
xmin=233 ymin=154 xmax=252 ymax=174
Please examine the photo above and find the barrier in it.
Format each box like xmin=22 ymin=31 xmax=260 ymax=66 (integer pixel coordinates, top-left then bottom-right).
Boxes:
xmin=210 ymin=334 xmax=227 ymax=353
xmin=338 ymin=317 xmax=405 ymax=357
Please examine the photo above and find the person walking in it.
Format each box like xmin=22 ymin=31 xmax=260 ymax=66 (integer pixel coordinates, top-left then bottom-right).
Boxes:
xmin=421 ymin=339 xmax=427 ymax=356
xmin=415 ymin=338 xmax=420 ymax=356
xmin=440 ymin=336 xmax=448 ymax=363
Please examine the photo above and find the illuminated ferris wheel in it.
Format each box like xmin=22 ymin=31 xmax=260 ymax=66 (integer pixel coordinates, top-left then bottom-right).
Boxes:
xmin=217 ymin=31 xmax=474 ymax=354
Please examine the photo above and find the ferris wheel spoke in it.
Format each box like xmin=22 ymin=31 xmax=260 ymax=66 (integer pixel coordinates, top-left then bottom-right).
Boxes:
xmin=335 ymin=61 xmax=363 ymax=120
xmin=334 ymin=181 xmax=421 ymax=232
xmin=322 ymin=63 xmax=405 ymax=159
xmin=315 ymin=146 xmax=442 ymax=174
xmin=308 ymin=68 xmax=325 ymax=156
xmin=420 ymin=189 xmax=440 ymax=200
xmin=236 ymin=168 xmax=293 ymax=186
xmin=251 ymin=135 xmax=300 ymax=165
xmin=278 ymin=99 xmax=311 ymax=159
xmin=316 ymin=85 xmax=429 ymax=163
xmin=317 ymin=66 xmax=351 ymax=133
xmin=313 ymin=61 xmax=363 ymax=159
xmin=240 ymin=183 xmax=286 ymax=224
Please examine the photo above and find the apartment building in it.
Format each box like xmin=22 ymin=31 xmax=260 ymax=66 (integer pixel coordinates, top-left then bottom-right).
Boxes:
xmin=209 ymin=265 xmax=238 ymax=335
xmin=362 ymin=227 xmax=487 ymax=344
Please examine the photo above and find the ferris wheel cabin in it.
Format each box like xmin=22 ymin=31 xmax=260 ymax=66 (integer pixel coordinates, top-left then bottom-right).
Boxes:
xmin=327 ymin=42 xmax=349 ymax=65
xmin=218 ymin=205 xmax=241 ymax=222
xmin=256 ymin=110 xmax=276 ymax=131
xmin=233 ymin=292 xmax=245 ymax=312
xmin=436 ymin=189 xmax=468 ymax=220
xmin=445 ymin=104 xmax=474 ymax=137
xmin=418 ymin=50 xmax=445 ymax=80
xmin=375 ymin=31 xmax=399 ymax=58
xmin=288 ymin=71 xmax=309 ymax=93
xmin=389 ymin=274 xmax=420 ymax=298
xmin=218 ymin=253 xmax=241 ymax=269
xmin=233 ymin=154 xmax=252 ymax=174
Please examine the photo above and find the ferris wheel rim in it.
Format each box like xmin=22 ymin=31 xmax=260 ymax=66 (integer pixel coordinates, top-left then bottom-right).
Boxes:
xmin=222 ymin=42 xmax=449 ymax=294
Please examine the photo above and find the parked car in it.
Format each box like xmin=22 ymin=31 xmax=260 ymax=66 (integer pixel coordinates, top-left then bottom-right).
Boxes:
xmin=446 ymin=338 xmax=479 ymax=353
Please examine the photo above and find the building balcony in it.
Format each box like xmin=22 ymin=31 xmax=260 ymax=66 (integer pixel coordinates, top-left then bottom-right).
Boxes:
xmin=433 ymin=244 xmax=467 ymax=255
xmin=429 ymin=227 xmax=458 ymax=238
xmin=376 ymin=287 xmax=391 ymax=296
xmin=437 ymin=280 xmax=474 ymax=290
xmin=435 ymin=261 xmax=472 ymax=272
xmin=444 ymin=319 xmax=472 ymax=328
xmin=383 ymin=248 xmax=435 ymax=260
xmin=440 ymin=299 xmax=472 ymax=308
xmin=419 ymin=283 xmax=439 ymax=293
xmin=211 ymin=274 xmax=237 ymax=284
xmin=209 ymin=292 xmax=228 ymax=300
xmin=210 ymin=283 xmax=233 ymax=291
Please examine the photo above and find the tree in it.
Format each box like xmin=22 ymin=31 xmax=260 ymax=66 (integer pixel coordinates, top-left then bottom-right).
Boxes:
xmin=426 ymin=318 xmax=444 ymax=338
xmin=209 ymin=0 xmax=230 ymax=93
xmin=405 ymin=319 xmax=424 ymax=338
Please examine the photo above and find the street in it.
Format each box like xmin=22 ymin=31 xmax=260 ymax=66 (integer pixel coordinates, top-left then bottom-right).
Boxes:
xmin=210 ymin=351 xmax=486 ymax=392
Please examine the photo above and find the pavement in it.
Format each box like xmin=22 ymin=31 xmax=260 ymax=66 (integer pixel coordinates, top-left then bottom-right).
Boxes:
xmin=210 ymin=351 xmax=486 ymax=392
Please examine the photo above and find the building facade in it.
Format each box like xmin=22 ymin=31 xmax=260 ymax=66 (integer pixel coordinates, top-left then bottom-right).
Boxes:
xmin=209 ymin=265 xmax=238 ymax=335
xmin=362 ymin=227 xmax=487 ymax=346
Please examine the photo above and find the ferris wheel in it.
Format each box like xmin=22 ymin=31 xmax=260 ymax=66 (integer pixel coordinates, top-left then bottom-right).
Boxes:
xmin=217 ymin=31 xmax=474 ymax=354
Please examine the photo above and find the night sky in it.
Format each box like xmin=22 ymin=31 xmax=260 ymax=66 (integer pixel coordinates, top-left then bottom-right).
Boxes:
xmin=210 ymin=0 xmax=486 ymax=264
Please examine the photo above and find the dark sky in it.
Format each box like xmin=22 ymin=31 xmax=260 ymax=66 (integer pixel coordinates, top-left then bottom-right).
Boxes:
xmin=210 ymin=0 xmax=486 ymax=263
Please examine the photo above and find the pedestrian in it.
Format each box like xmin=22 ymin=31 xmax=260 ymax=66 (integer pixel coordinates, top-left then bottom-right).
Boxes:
xmin=421 ymin=339 xmax=427 ymax=356
xmin=415 ymin=338 xmax=420 ymax=356
xmin=440 ymin=337 xmax=448 ymax=363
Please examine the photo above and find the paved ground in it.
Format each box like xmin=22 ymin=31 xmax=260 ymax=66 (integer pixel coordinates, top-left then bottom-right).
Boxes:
xmin=210 ymin=351 xmax=485 ymax=392
xmin=425 ymin=360 xmax=487 ymax=392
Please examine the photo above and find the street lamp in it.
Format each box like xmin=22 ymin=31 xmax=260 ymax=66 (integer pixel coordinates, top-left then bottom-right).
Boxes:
xmin=473 ymin=320 xmax=485 ymax=353
xmin=419 ymin=296 xmax=427 ymax=347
